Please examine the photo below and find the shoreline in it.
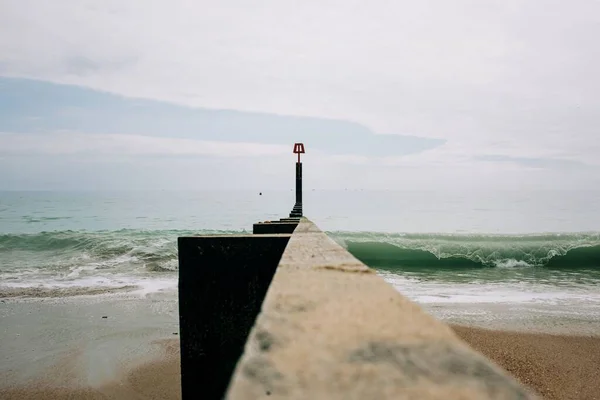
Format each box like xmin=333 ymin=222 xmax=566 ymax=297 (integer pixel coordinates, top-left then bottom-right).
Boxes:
xmin=420 ymin=301 xmax=600 ymax=337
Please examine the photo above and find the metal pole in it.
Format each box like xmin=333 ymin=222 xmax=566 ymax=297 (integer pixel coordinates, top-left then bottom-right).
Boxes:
xmin=296 ymin=162 xmax=302 ymax=207
xmin=291 ymin=143 xmax=305 ymax=218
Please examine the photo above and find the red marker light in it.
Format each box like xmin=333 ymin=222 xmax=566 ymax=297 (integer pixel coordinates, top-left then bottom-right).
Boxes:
xmin=293 ymin=143 xmax=305 ymax=163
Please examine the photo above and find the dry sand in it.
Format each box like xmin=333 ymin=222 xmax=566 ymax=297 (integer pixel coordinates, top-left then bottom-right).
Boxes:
xmin=453 ymin=325 xmax=600 ymax=400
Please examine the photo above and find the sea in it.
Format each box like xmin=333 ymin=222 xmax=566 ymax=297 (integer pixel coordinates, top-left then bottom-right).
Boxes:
xmin=1 ymin=189 xmax=600 ymax=332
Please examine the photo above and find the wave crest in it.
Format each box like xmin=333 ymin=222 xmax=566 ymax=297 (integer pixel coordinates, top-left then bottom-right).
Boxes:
xmin=329 ymin=231 xmax=600 ymax=269
xmin=0 ymin=229 xmax=239 ymax=274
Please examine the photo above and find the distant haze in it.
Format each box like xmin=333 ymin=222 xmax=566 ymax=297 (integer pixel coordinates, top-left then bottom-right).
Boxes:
xmin=1 ymin=1 xmax=599 ymax=190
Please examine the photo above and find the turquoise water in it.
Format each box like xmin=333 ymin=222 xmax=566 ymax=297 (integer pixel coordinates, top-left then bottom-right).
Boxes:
xmin=1 ymin=190 xmax=600 ymax=326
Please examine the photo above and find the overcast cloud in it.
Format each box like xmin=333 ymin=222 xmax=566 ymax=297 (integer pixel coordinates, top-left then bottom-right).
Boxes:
xmin=1 ymin=0 xmax=599 ymax=190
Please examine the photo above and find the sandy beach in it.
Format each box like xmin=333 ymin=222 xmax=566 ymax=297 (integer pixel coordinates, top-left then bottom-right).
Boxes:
xmin=0 ymin=340 xmax=181 ymax=400
xmin=453 ymin=325 xmax=600 ymax=400
xmin=0 ymin=292 xmax=182 ymax=399
xmin=1 ymin=292 xmax=600 ymax=399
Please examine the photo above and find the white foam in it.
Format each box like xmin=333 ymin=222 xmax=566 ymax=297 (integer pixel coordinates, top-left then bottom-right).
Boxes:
xmin=130 ymin=277 xmax=178 ymax=297
xmin=380 ymin=272 xmax=600 ymax=307
xmin=494 ymin=259 xmax=533 ymax=268
xmin=66 ymin=265 xmax=99 ymax=278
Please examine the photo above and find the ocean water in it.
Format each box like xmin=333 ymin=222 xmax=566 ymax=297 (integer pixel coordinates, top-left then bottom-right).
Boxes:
xmin=1 ymin=190 xmax=600 ymax=329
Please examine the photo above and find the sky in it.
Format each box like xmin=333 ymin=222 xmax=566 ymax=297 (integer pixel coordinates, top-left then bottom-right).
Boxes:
xmin=0 ymin=0 xmax=599 ymax=190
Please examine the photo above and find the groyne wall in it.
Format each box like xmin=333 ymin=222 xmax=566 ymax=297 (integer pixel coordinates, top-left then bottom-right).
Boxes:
xmin=178 ymin=218 xmax=535 ymax=399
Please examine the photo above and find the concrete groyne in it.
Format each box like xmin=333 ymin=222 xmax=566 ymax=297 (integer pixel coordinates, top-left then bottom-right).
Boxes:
xmin=177 ymin=143 xmax=535 ymax=399
xmin=178 ymin=218 xmax=535 ymax=399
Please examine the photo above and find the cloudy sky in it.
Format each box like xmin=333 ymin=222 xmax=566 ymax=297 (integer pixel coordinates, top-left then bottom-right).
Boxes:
xmin=1 ymin=0 xmax=599 ymax=190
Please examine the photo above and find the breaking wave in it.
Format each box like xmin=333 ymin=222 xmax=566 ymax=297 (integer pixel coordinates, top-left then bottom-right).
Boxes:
xmin=3 ymin=229 xmax=600 ymax=299
xmin=0 ymin=229 xmax=241 ymax=277
xmin=329 ymin=232 xmax=600 ymax=270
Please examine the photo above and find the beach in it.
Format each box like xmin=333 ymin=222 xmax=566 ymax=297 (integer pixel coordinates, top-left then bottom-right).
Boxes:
xmin=1 ymin=291 xmax=599 ymax=400
xmin=0 ymin=345 xmax=180 ymax=400
xmin=1 ymin=190 xmax=600 ymax=398
xmin=453 ymin=325 xmax=600 ymax=400
xmin=0 ymin=292 xmax=182 ymax=400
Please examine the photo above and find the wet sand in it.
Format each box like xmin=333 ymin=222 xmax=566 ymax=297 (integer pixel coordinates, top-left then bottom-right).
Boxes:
xmin=0 ymin=339 xmax=181 ymax=400
xmin=453 ymin=325 xmax=600 ymax=400
xmin=0 ymin=293 xmax=181 ymax=399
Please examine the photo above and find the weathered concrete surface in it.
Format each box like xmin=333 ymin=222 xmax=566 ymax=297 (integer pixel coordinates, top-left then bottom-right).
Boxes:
xmin=178 ymin=234 xmax=291 ymax=400
xmin=226 ymin=219 xmax=536 ymax=399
